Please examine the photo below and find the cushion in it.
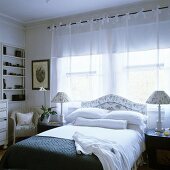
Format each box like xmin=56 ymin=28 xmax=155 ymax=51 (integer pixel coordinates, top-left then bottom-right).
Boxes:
xmin=65 ymin=108 xmax=109 ymax=123
xmin=127 ymin=124 xmax=146 ymax=134
xmin=16 ymin=112 xmax=34 ymax=126
xmin=16 ymin=124 xmax=36 ymax=136
xmin=74 ymin=117 xmax=127 ymax=129
xmin=105 ymin=111 xmax=147 ymax=126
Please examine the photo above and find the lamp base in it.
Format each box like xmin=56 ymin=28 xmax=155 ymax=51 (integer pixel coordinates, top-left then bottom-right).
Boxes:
xmin=60 ymin=115 xmax=63 ymax=125
xmin=155 ymin=121 xmax=164 ymax=133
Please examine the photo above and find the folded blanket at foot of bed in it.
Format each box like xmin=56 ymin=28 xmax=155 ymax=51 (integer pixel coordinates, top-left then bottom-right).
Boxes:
xmin=0 ymin=136 xmax=103 ymax=170
xmin=73 ymin=132 xmax=131 ymax=170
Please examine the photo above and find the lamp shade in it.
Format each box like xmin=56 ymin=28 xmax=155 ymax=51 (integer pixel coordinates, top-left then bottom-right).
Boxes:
xmin=146 ymin=91 xmax=170 ymax=104
xmin=51 ymin=92 xmax=70 ymax=103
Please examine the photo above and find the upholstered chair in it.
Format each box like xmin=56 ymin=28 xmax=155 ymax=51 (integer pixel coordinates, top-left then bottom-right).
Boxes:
xmin=10 ymin=111 xmax=40 ymax=144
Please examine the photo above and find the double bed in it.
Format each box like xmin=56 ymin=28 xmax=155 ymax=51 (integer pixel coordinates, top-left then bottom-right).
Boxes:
xmin=0 ymin=94 xmax=147 ymax=170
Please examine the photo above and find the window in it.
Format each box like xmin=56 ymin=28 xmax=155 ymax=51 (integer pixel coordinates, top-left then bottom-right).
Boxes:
xmin=126 ymin=49 xmax=169 ymax=103
xmin=58 ymin=49 xmax=170 ymax=103
xmin=57 ymin=55 xmax=102 ymax=101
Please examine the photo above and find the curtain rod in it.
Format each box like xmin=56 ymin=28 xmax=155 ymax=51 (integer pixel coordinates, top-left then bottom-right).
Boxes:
xmin=47 ymin=6 xmax=168 ymax=30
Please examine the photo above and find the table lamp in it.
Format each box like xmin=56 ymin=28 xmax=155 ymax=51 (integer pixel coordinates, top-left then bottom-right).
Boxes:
xmin=146 ymin=91 xmax=170 ymax=132
xmin=51 ymin=92 xmax=70 ymax=124
xmin=39 ymin=87 xmax=47 ymax=107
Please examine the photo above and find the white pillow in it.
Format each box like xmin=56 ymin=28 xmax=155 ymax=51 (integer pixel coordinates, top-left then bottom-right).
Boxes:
xmin=127 ymin=124 xmax=146 ymax=134
xmin=65 ymin=108 xmax=109 ymax=123
xmin=16 ymin=112 xmax=33 ymax=126
xmin=105 ymin=111 xmax=147 ymax=126
xmin=74 ymin=117 xmax=127 ymax=129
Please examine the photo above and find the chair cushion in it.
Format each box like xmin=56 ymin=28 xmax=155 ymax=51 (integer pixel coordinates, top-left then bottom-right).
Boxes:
xmin=16 ymin=125 xmax=36 ymax=137
xmin=16 ymin=112 xmax=33 ymax=126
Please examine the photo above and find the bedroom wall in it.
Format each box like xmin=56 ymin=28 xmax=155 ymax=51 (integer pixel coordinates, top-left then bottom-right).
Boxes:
xmin=0 ymin=16 xmax=26 ymax=113
xmin=25 ymin=23 xmax=52 ymax=113
xmin=0 ymin=15 xmax=26 ymax=141
xmin=25 ymin=0 xmax=170 ymax=126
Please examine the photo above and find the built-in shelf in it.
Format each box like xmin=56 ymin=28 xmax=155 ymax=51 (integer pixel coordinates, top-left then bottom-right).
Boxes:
xmin=3 ymin=89 xmax=25 ymax=91
xmin=3 ymin=54 xmax=25 ymax=60
xmin=3 ymin=65 xmax=25 ymax=69
xmin=9 ymin=100 xmax=25 ymax=103
xmin=3 ymin=75 xmax=25 ymax=78
xmin=1 ymin=43 xmax=26 ymax=101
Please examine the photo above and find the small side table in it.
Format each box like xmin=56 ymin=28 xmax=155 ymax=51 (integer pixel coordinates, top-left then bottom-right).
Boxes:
xmin=37 ymin=120 xmax=62 ymax=133
xmin=145 ymin=129 xmax=170 ymax=170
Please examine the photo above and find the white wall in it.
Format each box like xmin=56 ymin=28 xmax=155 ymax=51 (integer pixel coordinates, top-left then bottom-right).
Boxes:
xmin=0 ymin=17 xmax=25 ymax=47
xmin=25 ymin=23 xmax=52 ymax=111
xmin=0 ymin=16 xmax=26 ymax=113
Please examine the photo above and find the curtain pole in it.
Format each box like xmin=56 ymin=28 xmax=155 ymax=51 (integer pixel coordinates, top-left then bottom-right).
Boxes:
xmin=47 ymin=6 xmax=168 ymax=30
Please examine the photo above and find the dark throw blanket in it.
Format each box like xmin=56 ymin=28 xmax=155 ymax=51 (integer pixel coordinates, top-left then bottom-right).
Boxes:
xmin=0 ymin=136 xmax=103 ymax=170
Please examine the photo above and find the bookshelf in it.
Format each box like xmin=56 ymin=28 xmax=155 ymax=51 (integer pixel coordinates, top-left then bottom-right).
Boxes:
xmin=1 ymin=43 xmax=26 ymax=101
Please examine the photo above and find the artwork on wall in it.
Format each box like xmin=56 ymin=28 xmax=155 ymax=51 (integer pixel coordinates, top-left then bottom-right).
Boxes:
xmin=32 ymin=60 xmax=50 ymax=90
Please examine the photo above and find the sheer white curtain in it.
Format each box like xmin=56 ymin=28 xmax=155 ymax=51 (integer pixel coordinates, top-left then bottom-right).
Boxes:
xmin=52 ymin=17 xmax=128 ymax=102
xmin=51 ymin=8 xmax=170 ymax=107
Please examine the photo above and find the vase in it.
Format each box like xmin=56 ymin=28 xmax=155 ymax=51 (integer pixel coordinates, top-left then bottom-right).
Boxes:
xmin=41 ymin=116 xmax=50 ymax=124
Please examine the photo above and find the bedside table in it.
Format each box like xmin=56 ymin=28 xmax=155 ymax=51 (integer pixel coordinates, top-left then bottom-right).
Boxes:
xmin=145 ymin=129 xmax=170 ymax=170
xmin=37 ymin=121 xmax=62 ymax=133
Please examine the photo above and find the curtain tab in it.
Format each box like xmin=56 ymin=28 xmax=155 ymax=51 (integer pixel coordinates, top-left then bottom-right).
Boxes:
xmin=115 ymin=15 xmax=119 ymax=22
xmin=101 ymin=17 xmax=105 ymax=24
xmin=106 ymin=17 xmax=110 ymax=23
xmin=134 ymin=11 xmax=139 ymax=18
xmin=126 ymin=13 xmax=130 ymax=20
xmin=68 ymin=24 xmax=72 ymax=29
xmin=47 ymin=24 xmax=57 ymax=31
xmin=53 ymin=25 xmax=57 ymax=30
xmin=157 ymin=8 xmax=162 ymax=14
xmin=90 ymin=18 xmax=94 ymax=24
xmin=141 ymin=8 xmax=144 ymax=13
xmin=51 ymin=24 xmax=57 ymax=30
xmin=47 ymin=25 xmax=51 ymax=31
xmin=142 ymin=10 xmax=146 ymax=18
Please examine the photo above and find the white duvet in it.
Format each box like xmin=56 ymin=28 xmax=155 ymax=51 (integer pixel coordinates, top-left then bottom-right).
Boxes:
xmin=38 ymin=125 xmax=144 ymax=169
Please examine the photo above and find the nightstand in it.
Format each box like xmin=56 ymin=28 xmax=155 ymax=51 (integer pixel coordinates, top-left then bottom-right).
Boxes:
xmin=37 ymin=120 xmax=62 ymax=133
xmin=145 ymin=129 xmax=170 ymax=170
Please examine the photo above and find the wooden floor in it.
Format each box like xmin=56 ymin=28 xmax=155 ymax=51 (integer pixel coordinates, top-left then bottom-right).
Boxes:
xmin=138 ymin=164 xmax=155 ymax=170
xmin=0 ymin=149 xmax=155 ymax=170
xmin=0 ymin=149 xmax=6 ymax=160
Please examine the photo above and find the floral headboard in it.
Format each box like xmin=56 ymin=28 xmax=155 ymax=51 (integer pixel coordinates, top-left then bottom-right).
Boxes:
xmin=81 ymin=94 xmax=146 ymax=114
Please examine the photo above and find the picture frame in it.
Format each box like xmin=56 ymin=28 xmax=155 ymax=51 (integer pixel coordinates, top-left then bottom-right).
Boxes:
xmin=32 ymin=59 xmax=50 ymax=90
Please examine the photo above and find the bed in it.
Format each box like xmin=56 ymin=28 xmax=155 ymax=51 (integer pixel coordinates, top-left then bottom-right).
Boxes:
xmin=0 ymin=94 xmax=147 ymax=170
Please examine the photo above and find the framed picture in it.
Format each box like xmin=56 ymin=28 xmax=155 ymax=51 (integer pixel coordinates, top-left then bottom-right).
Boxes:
xmin=32 ymin=60 xmax=50 ymax=90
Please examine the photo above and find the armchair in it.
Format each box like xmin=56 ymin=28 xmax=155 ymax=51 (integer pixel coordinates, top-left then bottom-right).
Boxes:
xmin=10 ymin=111 xmax=39 ymax=144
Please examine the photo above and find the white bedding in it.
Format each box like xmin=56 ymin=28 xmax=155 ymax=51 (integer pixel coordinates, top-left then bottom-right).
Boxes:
xmin=38 ymin=124 xmax=144 ymax=168
xmin=73 ymin=132 xmax=131 ymax=170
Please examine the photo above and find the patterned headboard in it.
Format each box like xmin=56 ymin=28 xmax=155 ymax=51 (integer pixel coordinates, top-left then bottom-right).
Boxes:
xmin=81 ymin=94 xmax=146 ymax=114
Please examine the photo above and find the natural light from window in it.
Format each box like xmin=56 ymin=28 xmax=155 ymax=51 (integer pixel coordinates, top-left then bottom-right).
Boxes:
xmin=59 ymin=49 xmax=170 ymax=103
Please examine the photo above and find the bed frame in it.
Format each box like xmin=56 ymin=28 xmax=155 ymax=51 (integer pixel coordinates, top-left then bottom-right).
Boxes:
xmin=81 ymin=94 xmax=146 ymax=114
